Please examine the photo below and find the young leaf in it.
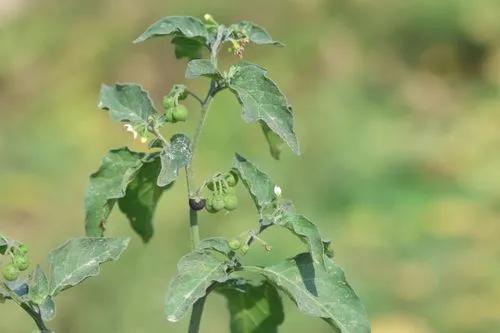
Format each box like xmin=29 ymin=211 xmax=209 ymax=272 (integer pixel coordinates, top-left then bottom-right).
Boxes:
xmin=247 ymin=253 xmax=370 ymax=333
xmin=230 ymin=21 xmax=283 ymax=46
xmin=29 ymin=266 xmax=49 ymax=305
xmin=48 ymin=237 xmax=129 ymax=296
xmin=233 ymin=153 xmax=277 ymax=211
xmin=84 ymin=148 xmax=144 ymax=237
xmin=98 ymin=83 xmax=157 ymax=126
xmin=276 ymin=213 xmax=326 ymax=268
xmin=228 ymin=62 xmax=299 ymax=155
xmin=157 ymin=134 xmax=191 ymax=187
xmin=260 ymin=122 xmax=284 ymax=160
xmin=218 ymin=279 xmax=284 ymax=333
xmin=171 ymin=36 xmax=205 ymax=60
xmin=197 ymin=237 xmax=232 ymax=256
xmin=165 ymin=250 xmax=229 ymax=322
xmin=39 ymin=296 xmax=56 ymax=322
xmin=118 ymin=156 xmax=164 ymax=243
xmin=185 ymin=59 xmax=220 ymax=80
xmin=134 ymin=16 xmax=209 ymax=44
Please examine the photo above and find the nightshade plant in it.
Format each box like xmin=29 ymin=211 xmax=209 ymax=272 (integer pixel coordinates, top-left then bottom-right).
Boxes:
xmin=1 ymin=14 xmax=371 ymax=333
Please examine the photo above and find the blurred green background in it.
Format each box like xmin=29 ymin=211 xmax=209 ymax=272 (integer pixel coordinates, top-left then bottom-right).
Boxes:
xmin=1 ymin=0 xmax=500 ymax=332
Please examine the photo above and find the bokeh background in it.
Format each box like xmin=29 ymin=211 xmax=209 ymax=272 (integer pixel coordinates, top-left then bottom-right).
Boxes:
xmin=1 ymin=0 xmax=500 ymax=332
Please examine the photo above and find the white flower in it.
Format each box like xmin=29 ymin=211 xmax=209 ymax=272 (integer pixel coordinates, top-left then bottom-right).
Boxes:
xmin=274 ymin=185 xmax=282 ymax=197
xmin=123 ymin=124 xmax=138 ymax=139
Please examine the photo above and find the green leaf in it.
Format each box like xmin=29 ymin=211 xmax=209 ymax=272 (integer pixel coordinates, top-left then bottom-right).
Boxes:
xmin=39 ymin=296 xmax=56 ymax=322
xmin=228 ymin=62 xmax=299 ymax=155
xmin=197 ymin=237 xmax=232 ymax=256
xmin=118 ymin=156 xmax=164 ymax=243
xmin=134 ymin=16 xmax=209 ymax=44
xmin=157 ymin=134 xmax=191 ymax=187
xmin=84 ymin=148 xmax=144 ymax=237
xmin=248 ymin=253 xmax=370 ymax=333
xmin=218 ymin=279 xmax=284 ymax=333
xmin=48 ymin=237 xmax=129 ymax=296
xmin=98 ymin=83 xmax=157 ymax=126
xmin=260 ymin=122 xmax=284 ymax=160
xmin=233 ymin=154 xmax=277 ymax=211
xmin=276 ymin=213 xmax=326 ymax=268
xmin=29 ymin=266 xmax=49 ymax=305
xmin=172 ymin=36 xmax=205 ymax=60
xmin=185 ymin=59 xmax=220 ymax=80
xmin=165 ymin=250 xmax=229 ymax=322
xmin=230 ymin=21 xmax=283 ymax=46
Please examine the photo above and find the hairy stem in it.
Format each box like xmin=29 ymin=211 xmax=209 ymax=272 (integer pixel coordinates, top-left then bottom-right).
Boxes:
xmin=187 ymin=296 xmax=206 ymax=333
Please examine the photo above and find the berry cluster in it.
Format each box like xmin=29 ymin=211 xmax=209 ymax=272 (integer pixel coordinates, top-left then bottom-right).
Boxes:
xmin=1 ymin=243 xmax=29 ymax=282
xmin=205 ymin=170 xmax=239 ymax=213
xmin=162 ymin=92 xmax=189 ymax=123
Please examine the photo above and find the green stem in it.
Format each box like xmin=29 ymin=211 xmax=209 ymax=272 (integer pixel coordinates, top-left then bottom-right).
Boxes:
xmin=187 ymin=296 xmax=206 ymax=333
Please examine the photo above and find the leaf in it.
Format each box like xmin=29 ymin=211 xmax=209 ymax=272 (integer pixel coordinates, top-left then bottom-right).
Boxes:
xmin=98 ymin=83 xmax=157 ymax=126
xmin=197 ymin=237 xmax=232 ymax=256
xmin=48 ymin=237 xmax=129 ymax=296
xmin=0 ymin=235 xmax=7 ymax=255
xmin=276 ymin=213 xmax=326 ymax=268
xmin=260 ymin=121 xmax=284 ymax=160
xmin=230 ymin=21 xmax=283 ymax=46
xmin=172 ymin=36 xmax=205 ymax=60
xmin=185 ymin=59 xmax=220 ymax=80
xmin=233 ymin=154 xmax=277 ymax=211
xmin=84 ymin=148 xmax=144 ymax=237
xmin=218 ymin=279 xmax=284 ymax=333
xmin=134 ymin=16 xmax=209 ymax=44
xmin=248 ymin=253 xmax=370 ymax=333
xmin=165 ymin=250 xmax=229 ymax=322
xmin=29 ymin=266 xmax=49 ymax=305
xmin=39 ymin=296 xmax=56 ymax=322
xmin=118 ymin=156 xmax=164 ymax=243
xmin=157 ymin=134 xmax=191 ymax=187
xmin=228 ymin=62 xmax=299 ymax=155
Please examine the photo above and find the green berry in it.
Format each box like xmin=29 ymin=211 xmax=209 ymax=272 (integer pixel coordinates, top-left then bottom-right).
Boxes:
xmin=225 ymin=171 xmax=239 ymax=187
xmin=162 ymin=96 xmax=175 ymax=111
xmin=228 ymin=239 xmax=241 ymax=251
xmin=13 ymin=256 xmax=29 ymax=271
xmin=164 ymin=109 xmax=175 ymax=123
xmin=224 ymin=194 xmax=238 ymax=211
xmin=18 ymin=245 xmax=28 ymax=255
xmin=2 ymin=264 xmax=19 ymax=281
xmin=224 ymin=186 xmax=235 ymax=194
xmin=212 ymin=195 xmax=225 ymax=211
xmin=172 ymin=105 xmax=188 ymax=122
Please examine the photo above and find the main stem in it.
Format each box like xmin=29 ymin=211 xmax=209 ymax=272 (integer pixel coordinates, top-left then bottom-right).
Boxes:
xmin=185 ymin=80 xmax=218 ymax=333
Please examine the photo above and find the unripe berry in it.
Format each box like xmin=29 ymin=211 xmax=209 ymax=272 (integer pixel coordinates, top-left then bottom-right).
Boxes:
xmin=225 ymin=171 xmax=239 ymax=187
xmin=212 ymin=195 xmax=225 ymax=211
xmin=172 ymin=105 xmax=188 ymax=122
xmin=13 ymin=256 xmax=29 ymax=271
xmin=2 ymin=264 xmax=19 ymax=281
xmin=224 ymin=194 xmax=238 ymax=211
xmin=228 ymin=239 xmax=241 ymax=251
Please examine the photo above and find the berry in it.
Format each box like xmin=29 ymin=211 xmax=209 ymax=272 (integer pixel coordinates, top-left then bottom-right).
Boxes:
xmin=172 ymin=105 xmax=188 ymax=122
xmin=162 ymin=96 xmax=175 ymax=111
xmin=13 ymin=256 xmax=29 ymax=271
xmin=17 ymin=245 xmax=28 ymax=255
xmin=212 ymin=195 xmax=225 ymax=211
xmin=189 ymin=198 xmax=206 ymax=211
xmin=224 ymin=194 xmax=238 ymax=211
xmin=225 ymin=171 xmax=239 ymax=187
xmin=2 ymin=264 xmax=19 ymax=281
xmin=228 ymin=239 xmax=241 ymax=251
xmin=164 ymin=109 xmax=175 ymax=123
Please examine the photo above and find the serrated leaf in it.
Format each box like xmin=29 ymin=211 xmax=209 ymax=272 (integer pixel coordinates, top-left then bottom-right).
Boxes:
xmin=172 ymin=36 xmax=205 ymax=60
xmin=48 ymin=237 xmax=129 ymax=296
xmin=197 ymin=237 xmax=232 ymax=255
xmin=165 ymin=250 xmax=229 ymax=322
xmin=228 ymin=62 xmax=299 ymax=155
xmin=98 ymin=83 xmax=156 ymax=126
xmin=157 ymin=134 xmax=191 ymax=187
xmin=234 ymin=154 xmax=276 ymax=211
xmin=230 ymin=21 xmax=283 ymax=46
xmin=218 ymin=279 xmax=284 ymax=333
xmin=248 ymin=253 xmax=370 ymax=333
xmin=134 ymin=16 xmax=209 ymax=44
xmin=276 ymin=213 xmax=326 ymax=268
xmin=29 ymin=266 xmax=49 ymax=305
xmin=84 ymin=148 xmax=144 ymax=237
xmin=118 ymin=156 xmax=164 ymax=243
xmin=186 ymin=59 xmax=220 ymax=80
xmin=39 ymin=296 xmax=56 ymax=322
xmin=260 ymin=121 xmax=284 ymax=160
